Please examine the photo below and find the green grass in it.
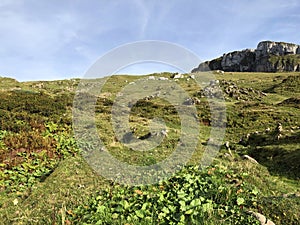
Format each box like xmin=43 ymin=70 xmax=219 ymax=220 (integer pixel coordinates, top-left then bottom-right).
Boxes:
xmin=0 ymin=72 xmax=299 ymax=224
xmin=0 ymin=156 xmax=108 ymax=224
xmin=269 ymin=54 xmax=300 ymax=71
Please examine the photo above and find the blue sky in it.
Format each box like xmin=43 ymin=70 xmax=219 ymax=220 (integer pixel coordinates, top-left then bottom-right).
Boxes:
xmin=0 ymin=0 xmax=300 ymax=81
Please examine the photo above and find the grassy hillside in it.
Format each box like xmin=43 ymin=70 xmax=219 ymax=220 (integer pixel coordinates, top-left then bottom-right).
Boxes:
xmin=0 ymin=72 xmax=299 ymax=224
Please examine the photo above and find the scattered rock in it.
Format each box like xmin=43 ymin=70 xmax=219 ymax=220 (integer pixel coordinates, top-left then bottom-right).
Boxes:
xmin=282 ymin=192 xmax=300 ymax=198
xmin=196 ymin=79 xmax=265 ymax=101
xmin=242 ymin=155 xmax=259 ymax=164
xmin=223 ymin=153 xmax=232 ymax=159
xmin=122 ymin=132 xmax=134 ymax=143
xmin=190 ymin=74 xmax=195 ymax=79
xmin=274 ymin=123 xmax=283 ymax=140
xmin=158 ymin=77 xmax=168 ymax=81
xmin=248 ymin=211 xmax=275 ymax=225
xmin=183 ymin=98 xmax=194 ymax=105
xmin=10 ymin=87 xmax=22 ymax=91
xmin=215 ymin=70 xmax=225 ymax=74
xmin=192 ymin=97 xmax=201 ymax=105
xmin=160 ymin=129 xmax=168 ymax=137
xmin=170 ymin=72 xmax=179 ymax=78
xmin=276 ymin=123 xmax=283 ymax=133
xmin=224 ymin=141 xmax=230 ymax=150
xmin=173 ymin=74 xmax=184 ymax=79
xmin=276 ymin=133 xmax=282 ymax=140
xmin=224 ymin=141 xmax=233 ymax=157
xmin=210 ymin=79 xmax=220 ymax=85
xmin=32 ymin=82 xmax=44 ymax=89
xmin=181 ymin=97 xmax=202 ymax=106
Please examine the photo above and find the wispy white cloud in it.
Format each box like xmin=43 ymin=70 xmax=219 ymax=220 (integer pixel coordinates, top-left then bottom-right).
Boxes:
xmin=0 ymin=0 xmax=299 ymax=80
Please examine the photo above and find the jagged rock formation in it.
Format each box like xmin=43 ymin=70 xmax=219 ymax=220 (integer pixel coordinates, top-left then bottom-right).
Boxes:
xmin=192 ymin=41 xmax=300 ymax=73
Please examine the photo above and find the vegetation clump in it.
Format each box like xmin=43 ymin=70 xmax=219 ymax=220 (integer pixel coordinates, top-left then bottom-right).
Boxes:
xmin=70 ymin=165 xmax=260 ymax=225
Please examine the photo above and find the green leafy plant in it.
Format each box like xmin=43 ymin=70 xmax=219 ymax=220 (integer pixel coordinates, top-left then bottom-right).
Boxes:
xmin=70 ymin=165 xmax=260 ymax=224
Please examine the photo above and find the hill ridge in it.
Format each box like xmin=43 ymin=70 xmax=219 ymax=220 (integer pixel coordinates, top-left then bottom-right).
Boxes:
xmin=192 ymin=40 xmax=300 ymax=73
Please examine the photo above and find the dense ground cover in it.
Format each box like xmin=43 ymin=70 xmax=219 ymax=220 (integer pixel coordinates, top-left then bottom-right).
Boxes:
xmin=0 ymin=72 xmax=299 ymax=224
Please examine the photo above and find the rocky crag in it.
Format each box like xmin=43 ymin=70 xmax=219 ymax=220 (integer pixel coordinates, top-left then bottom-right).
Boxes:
xmin=192 ymin=41 xmax=300 ymax=72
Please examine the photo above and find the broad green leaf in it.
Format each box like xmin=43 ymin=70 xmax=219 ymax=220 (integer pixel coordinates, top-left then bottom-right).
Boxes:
xmin=237 ymin=197 xmax=245 ymax=206
xmin=136 ymin=210 xmax=145 ymax=218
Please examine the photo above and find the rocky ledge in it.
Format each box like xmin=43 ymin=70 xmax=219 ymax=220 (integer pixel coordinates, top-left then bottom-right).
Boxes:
xmin=192 ymin=41 xmax=300 ymax=73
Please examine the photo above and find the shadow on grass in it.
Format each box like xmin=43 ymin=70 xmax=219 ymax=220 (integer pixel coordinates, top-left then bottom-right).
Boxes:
xmin=247 ymin=132 xmax=300 ymax=147
xmin=248 ymin=145 xmax=300 ymax=180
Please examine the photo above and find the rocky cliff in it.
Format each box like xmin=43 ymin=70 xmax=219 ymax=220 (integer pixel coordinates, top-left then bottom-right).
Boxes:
xmin=192 ymin=41 xmax=300 ymax=73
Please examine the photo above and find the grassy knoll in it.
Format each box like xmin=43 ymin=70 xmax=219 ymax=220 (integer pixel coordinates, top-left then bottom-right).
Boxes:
xmin=0 ymin=72 xmax=299 ymax=224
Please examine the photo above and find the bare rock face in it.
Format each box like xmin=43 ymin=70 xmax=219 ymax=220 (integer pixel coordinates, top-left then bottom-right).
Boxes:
xmin=221 ymin=49 xmax=256 ymax=72
xmin=192 ymin=41 xmax=300 ymax=73
xmin=256 ymin=41 xmax=299 ymax=56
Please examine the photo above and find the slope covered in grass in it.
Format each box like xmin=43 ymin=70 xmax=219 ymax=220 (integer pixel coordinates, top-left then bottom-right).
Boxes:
xmin=0 ymin=72 xmax=299 ymax=224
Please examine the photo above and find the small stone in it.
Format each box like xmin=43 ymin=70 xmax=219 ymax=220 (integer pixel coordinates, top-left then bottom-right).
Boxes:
xmin=160 ymin=129 xmax=168 ymax=137
xmin=248 ymin=211 xmax=275 ymax=225
xmin=158 ymin=77 xmax=168 ymax=80
xmin=223 ymin=153 xmax=232 ymax=158
xmin=173 ymin=74 xmax=184 ymax=79
xmin=13 ymin=199 xmax=18 ymax=206
xmin=224 ymin=141 xmax=230 ymax=149
xmin=276 ymin=123 xmax=283 ymax=133
xmin=242 ymin=155 xmax=259 ymax=164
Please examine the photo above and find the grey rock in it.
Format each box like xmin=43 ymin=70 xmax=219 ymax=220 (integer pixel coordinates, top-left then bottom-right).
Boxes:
xmin=225 ymin=141 xmax=230 ymax=149
xmin=215 ymin=70 xmax=225 ymax=74
xmin=276 ymin=122 xmax=283 ymax=133
xmin=192 ymin=41 xmax=300 ymax=73
xmin=242 ymin=155 xmax=259 ymax=164
xmin=249 ymin=211 xmax=275 ymax=225
xmin=256 ymin=41 xmax=298 ymax=56
xmin=183 ymin=98 xmax=194 ymax=105
xmin=192 ymin=97 xmax=201 ymax=105
xmin=158 ymin=77 xmax=168 ymax=80
xmin=221 ymin=49 xmax=256 ymax=72
xmin=174 ymin=74 xmax=184 ymax=79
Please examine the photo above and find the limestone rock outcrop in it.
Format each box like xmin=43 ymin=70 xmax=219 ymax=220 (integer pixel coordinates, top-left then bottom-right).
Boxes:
xmin=192 ymin=41 xmax=300 ymax=73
